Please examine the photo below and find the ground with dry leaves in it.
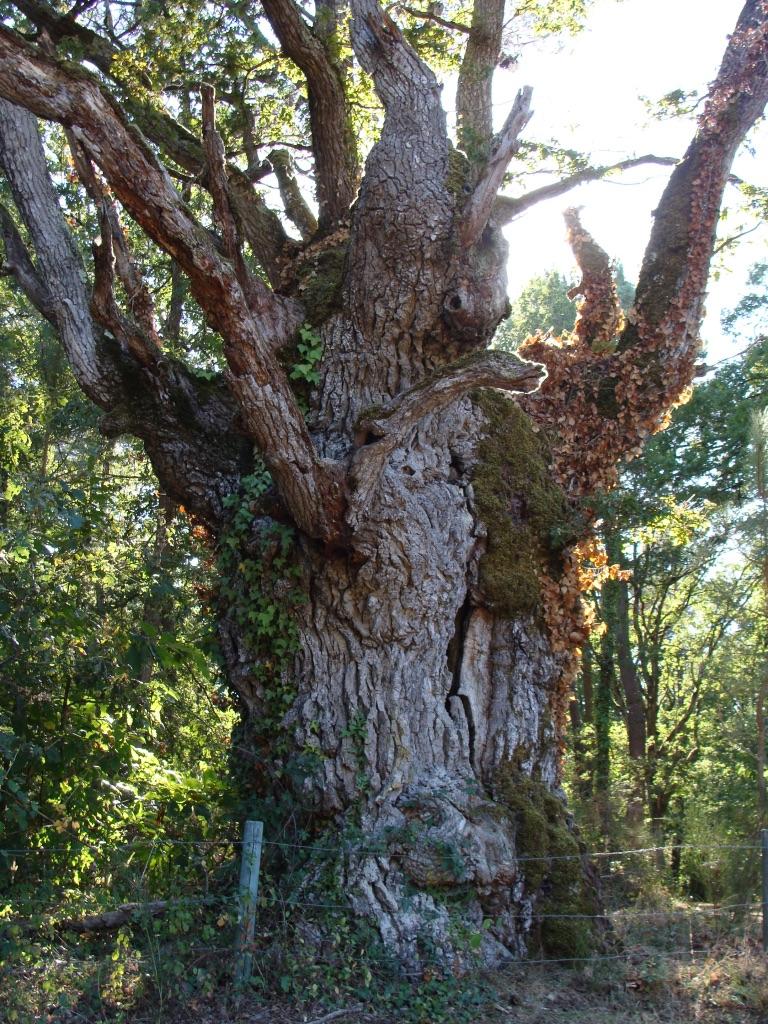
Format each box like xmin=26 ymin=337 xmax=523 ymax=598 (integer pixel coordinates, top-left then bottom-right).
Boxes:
xmin=32 ymin=933 xmax=767 ymax=1024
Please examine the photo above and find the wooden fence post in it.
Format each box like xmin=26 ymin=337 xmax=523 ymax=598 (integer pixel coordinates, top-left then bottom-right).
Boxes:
xmin=235 ymin=819 xmax=263 ymax=985
xmin=762 ymin=828 xmax=768 ymax=954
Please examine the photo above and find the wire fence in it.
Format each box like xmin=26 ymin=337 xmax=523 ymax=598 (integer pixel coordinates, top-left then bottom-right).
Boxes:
xmin=0 ymin=835 xmax=760 ymax=857
xmin=1 ymin=893 xmax=761 ymax=924
xmin=1 ymin=827 xmax=765 ymax=982
xmin=4 ymin=943 xmax=740 ymax=985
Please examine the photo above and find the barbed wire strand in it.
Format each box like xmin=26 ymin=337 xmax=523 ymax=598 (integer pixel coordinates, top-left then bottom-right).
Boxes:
xmin=0 ymin=892 xmax=239 ymax=911
xmin=1 ymin=838 xmax=760 ymax=860
xmin=1 ymin=893 xmax=760 ymax=923
xmin=0 ymin=943 xmax=736 ymax=978
xmin=1 ymin=833 xmax=762 ymax=989
xmin=255 ymin=896 xmax=763 ymax=919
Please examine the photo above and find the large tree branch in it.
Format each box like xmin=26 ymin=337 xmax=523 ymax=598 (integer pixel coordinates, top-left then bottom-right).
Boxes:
xmin=68 ymin=131 xmax=162 ymax=354
xmin=89 ymin=208 xmax=162 ymax=371
xmin=351 ymin=0 xmax=443 ymax=124
xmin=12 ymin=0 xmax=115 ymax=72
xmin=0 ymin=96 xmax=110 ymax=404
xmin=356 ymin=350 xmax=544 ymax=443
xmin=349 ymin=350 xmax=545 ymax=520
xmin=125 ymin=100 xmax=293 ymax=286
xmin=520 ymin=0 xmax=768 ymax=496
xmin=0 ymin=28 xmax=349 ymax=542
xmin=261 ymin=0 xmax=358 ymax=229
xmin=563 ymin=207 xmax=622 ymax=352
xmin=494 ymin=155 xmax=680 ymax=225
xmin=455 ymin=0 xmax=505 ymax=161
xmin=399 ymin=4 xmax=470 ymax=35
xmin=623 ymin=0 xmax=768 ymax=354
xmin=346 ymin=0 xmax=454 ymax=346
xmin=459 ymin=86 xmax=533 ymax=247
xmin=200 ymin=84 xmax=241 ymax=262
xmin=9 ymin=0 xmax=293 ymax=284
xmin=268 ymin=148 xmax=319 ymax=241
xmin=54 ymin=901 xmax=168 ymax=934
xmin=0 ymin=98 xmax=250 ymax=528
xmin=0 ymin=201 xmax=52 ymax=318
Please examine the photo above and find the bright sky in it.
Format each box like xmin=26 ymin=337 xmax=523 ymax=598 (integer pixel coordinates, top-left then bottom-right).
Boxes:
xmin=483 ymin=0 xmax=768 ymax=362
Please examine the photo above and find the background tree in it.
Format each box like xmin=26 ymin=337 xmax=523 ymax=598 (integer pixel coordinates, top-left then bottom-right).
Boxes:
xmin=0 ymin=267 xmax=234 ymax=873
xmin=494 ymin=264 xmax=634 ymax=351
xmin=0 ymin=0 xmax=766 ymax=969
xmin=556 ymin=275 xmax=768 ymax=892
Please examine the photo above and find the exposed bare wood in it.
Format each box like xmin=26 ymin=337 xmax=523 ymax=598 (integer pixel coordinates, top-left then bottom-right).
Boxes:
xmin=460 ymin=86 xmax=533 ymax=247
xmin=261 ymin=0 xmax=358 ymax=228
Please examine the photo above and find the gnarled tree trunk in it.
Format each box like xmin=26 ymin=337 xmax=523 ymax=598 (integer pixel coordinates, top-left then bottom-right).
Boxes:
xmin=0 ymin=0 xmax=766 ymax=970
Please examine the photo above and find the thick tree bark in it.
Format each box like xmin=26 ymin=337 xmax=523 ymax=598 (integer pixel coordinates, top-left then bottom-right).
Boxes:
xmin=0 ymin=0 xmax=766 ymax=971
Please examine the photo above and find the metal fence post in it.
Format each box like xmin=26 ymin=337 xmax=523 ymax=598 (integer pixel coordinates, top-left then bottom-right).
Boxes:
xmin=762 ymin=829 xmax=768 ymax=953
xmin=235 ymin=819 xmax=263 ymax=985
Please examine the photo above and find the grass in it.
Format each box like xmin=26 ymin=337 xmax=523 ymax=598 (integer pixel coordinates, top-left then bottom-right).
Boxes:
xmin=488 ymin=935 xmax=768 ymax=1023
xmin=2 ymin=913 xmax=765 ymax=1023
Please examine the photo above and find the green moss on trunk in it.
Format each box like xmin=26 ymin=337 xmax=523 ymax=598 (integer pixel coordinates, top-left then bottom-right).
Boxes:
xmin=472 ymin=391 xmax=580 ymax=617
xmin=496 ymin=760 xmax=602 ymax=958
xmin=293 ymin=244 xmax=347 ymax=326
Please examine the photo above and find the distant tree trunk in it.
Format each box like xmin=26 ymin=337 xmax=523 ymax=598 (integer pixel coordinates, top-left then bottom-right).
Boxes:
xmin=602 ymin=525 xmax=646 ymax=825
xmin=753 ymin=406 xmax=768 ymax=828
xmin=595 ymin=614 xmax=615 ymax=840
xmin=615 ymin=579 xmax=647 ymax=825
xmin=758 ymin=676 xmax=768 ymax=827
xmin=570 ymin=649 xmax=594 ymax=803
xmin=138 ymin=492 xmax=176 ymax=686
xmin=648 ymin=781 xmax=672 ymax=870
